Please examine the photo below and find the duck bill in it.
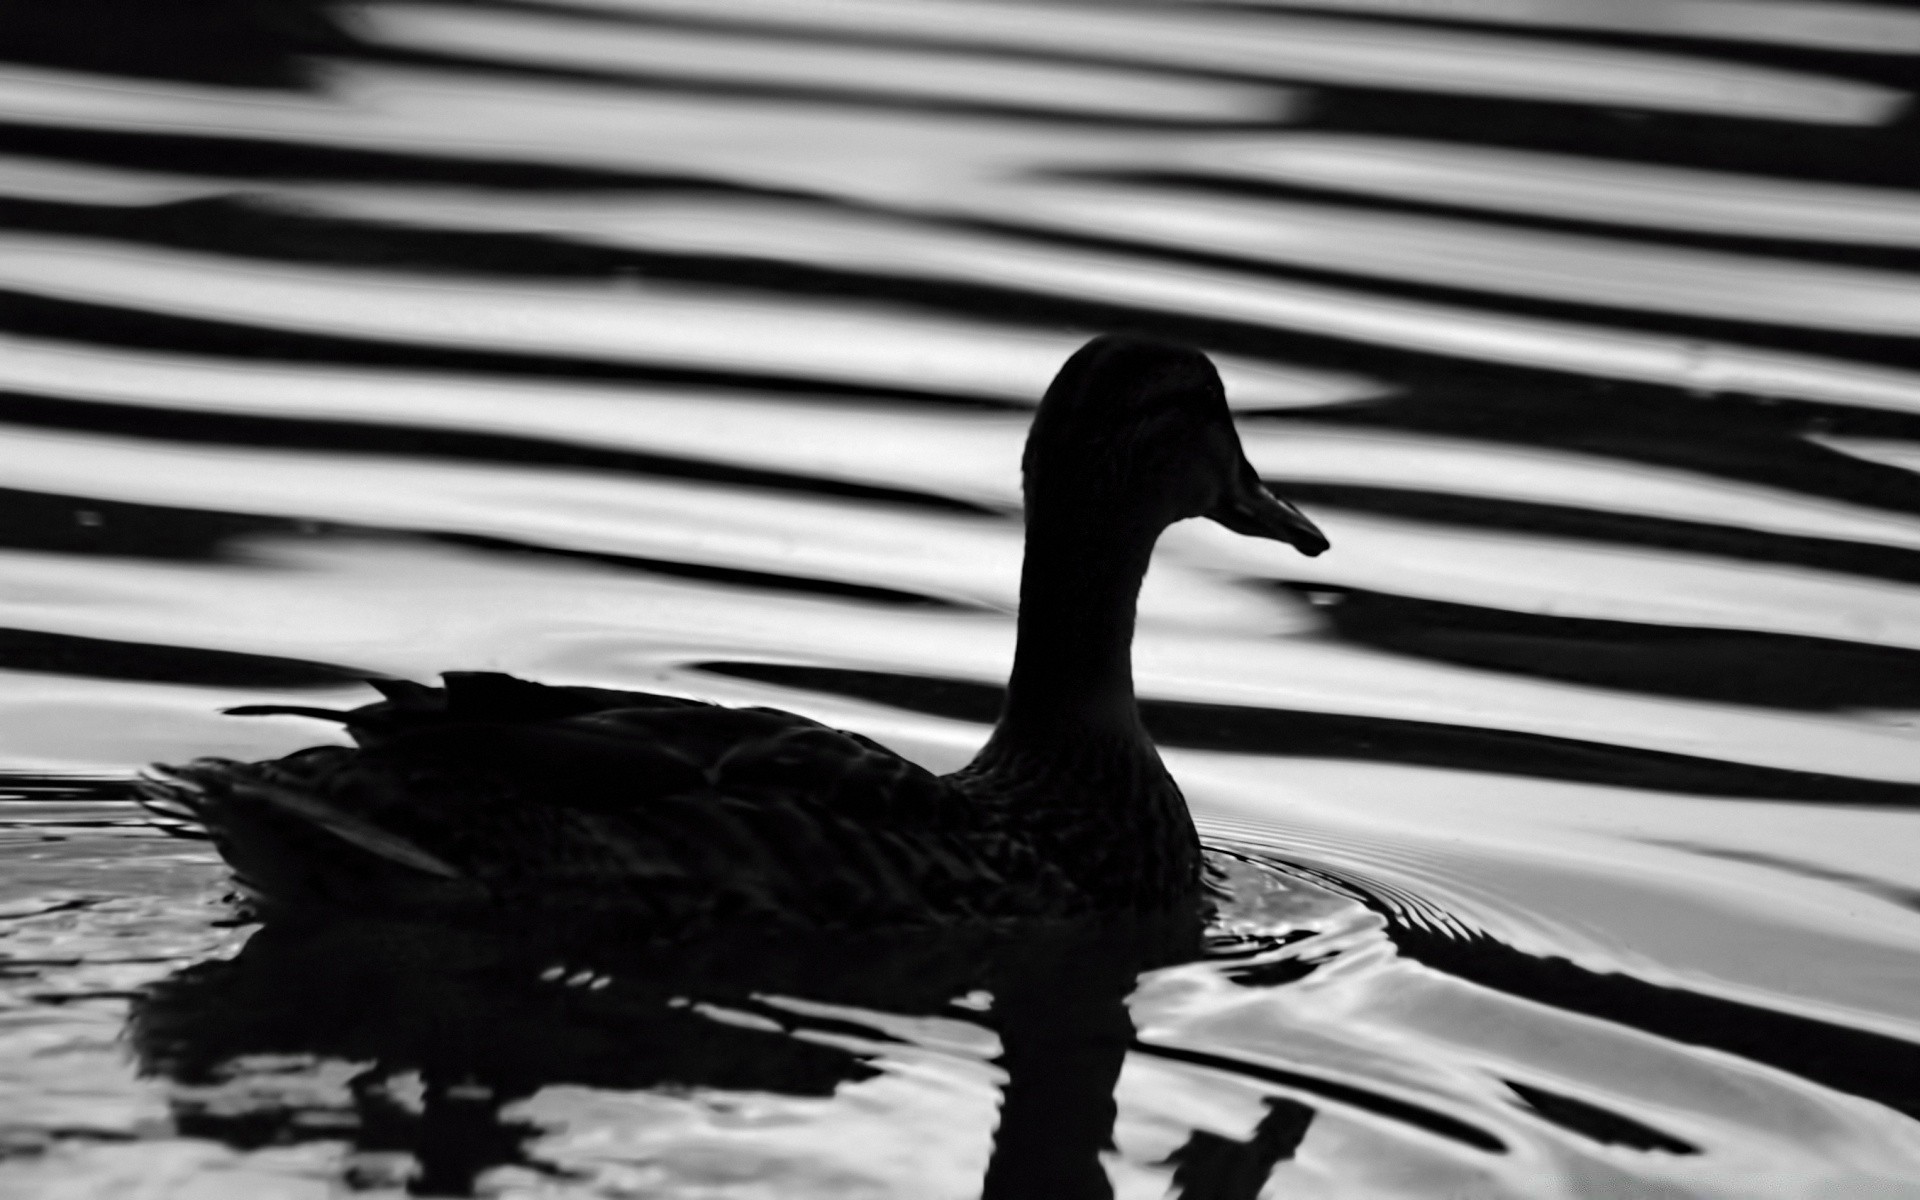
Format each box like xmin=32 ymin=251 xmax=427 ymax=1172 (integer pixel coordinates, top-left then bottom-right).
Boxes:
xmin=1208 ymin=462 xmax=1329 ymax=556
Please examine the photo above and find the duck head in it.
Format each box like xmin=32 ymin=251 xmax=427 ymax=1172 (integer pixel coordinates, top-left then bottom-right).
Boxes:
xmin=1024 ymin=335 xmax=1328 ymax=555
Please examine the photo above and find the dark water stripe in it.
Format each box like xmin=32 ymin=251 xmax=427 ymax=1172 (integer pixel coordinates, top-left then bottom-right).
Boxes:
xmin=0 ymin=388 xmax=998 ymax=517
xmin=1642 ymin=840 xmax=1920 ymax=912
xmin=0 ymin=773 xmax=141 ymax=803
xmin=428 ymin=532 xmax=963 ymax=609
xmin=1132 ymin=1038 xmax=1506 ymax=1152
xmin=1284 ymin=583 xmax=1920 ymax=712
xmin=0 ymin=290 xmax=1021 ymax=412
xmin=1313 ymin=89 xmax=1916 ymax=191
xmin=1108 ymin=171 xmax=1920 ymax=274
xmin=0 ymin=626 xmax=374 ymax=689
xmin=0 ymin=485 xmax=962 ymax=609
xmin=0 ymin=0 xmax=350 ymax=90
xmin=0 ymin=194 xmax=738 ymax=281
xmin=0 ymin=484 xmax=311 ymax=562
xmin=1502 ymin=1080 xmax=1698 ymax=1154
xmin=13 ymin=191 xmax=1920 ymax=377
xmin=1274 ymin=480 xmax=1920 ymax=587
xmin=696 ymin=662 xmax=1920 ymax=806
xmin=0 ymin=121 xmax=815 ymax=194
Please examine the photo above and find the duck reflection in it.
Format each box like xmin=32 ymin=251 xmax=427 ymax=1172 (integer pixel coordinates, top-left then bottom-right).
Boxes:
xmin=129 ymin=906 xmax=1307 ymax=1197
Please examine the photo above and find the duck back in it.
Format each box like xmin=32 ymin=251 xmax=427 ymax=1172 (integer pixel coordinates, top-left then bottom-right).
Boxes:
xmin=142 ymin=674 xmax=1102 ymax=928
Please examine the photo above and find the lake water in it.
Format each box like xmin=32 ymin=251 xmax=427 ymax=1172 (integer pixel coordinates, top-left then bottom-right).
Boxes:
xmin=2 ymin=0 xmax=1920 ymax=1195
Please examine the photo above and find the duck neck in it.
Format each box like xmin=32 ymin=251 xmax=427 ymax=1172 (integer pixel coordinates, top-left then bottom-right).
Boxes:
xmin=996 ymin=507 xmax=1160 ymax=744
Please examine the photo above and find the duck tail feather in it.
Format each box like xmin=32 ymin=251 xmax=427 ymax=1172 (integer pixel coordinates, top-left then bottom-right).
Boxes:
xmin=140 ymin=760 xmax=464 ymax=882
xmin=240 ymin=781 xmax=466 ymax=880
xmin=134 ymin=767 xmax=217 ymax=839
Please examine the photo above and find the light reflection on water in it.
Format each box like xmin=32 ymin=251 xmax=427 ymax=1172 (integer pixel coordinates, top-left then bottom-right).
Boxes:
xmin=2 ymin=0 xmax=1920 ymax=1194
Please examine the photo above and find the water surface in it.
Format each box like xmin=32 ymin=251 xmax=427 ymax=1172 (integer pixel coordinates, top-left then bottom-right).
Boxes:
xmin=1 ymin=0 xmax=1919 ymax=1195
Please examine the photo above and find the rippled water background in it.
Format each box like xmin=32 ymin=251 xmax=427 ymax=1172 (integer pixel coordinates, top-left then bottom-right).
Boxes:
xmin=3 ymin=0 xmax=1920 ymax=1195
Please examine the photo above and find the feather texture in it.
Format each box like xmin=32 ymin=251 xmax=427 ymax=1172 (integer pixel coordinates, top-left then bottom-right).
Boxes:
xmin=143 ymin=672 xmax=1109 ymax=926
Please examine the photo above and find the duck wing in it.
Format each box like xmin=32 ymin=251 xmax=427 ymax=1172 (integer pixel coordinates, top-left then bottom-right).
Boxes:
xmin=143 ymin=673 xmax=1066 ymax=926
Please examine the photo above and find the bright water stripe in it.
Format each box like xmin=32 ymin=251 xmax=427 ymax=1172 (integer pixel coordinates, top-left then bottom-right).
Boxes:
xmin=0 ymin=155 xmax=232 ymax=206
xmin=529 ymin=0 xmax=1903 ymax=122
xmin=0 ymin=234 xmax=1365 ymax=411
xmin=349 ymin=3 xmax=1298 ymax=123
xmin=1189 ymin=136 xmax=1920 ymax=248
xmin=12 ymin=336 xmax=1920 ymax=556
xmin=1174 ymin=0 xmax=1920 ymax=55
xmin=4 ymin=532 xmax=1918 ymax=784
xmin=293 ymin=192 xmax=1920 ymax=413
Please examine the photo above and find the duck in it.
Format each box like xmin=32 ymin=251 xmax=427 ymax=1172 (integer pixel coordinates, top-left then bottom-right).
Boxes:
xmin=140 ymin=334 xmax=1328 ymax=928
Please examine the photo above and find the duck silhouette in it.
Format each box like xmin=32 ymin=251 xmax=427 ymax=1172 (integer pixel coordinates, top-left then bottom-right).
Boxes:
xmin=140 ymin=334 xmax=1328 ymax=926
